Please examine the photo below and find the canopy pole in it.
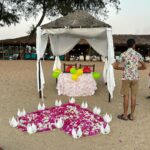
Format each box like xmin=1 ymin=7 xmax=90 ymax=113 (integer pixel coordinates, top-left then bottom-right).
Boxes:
xmin=38 ymin=60 xmax=42 ymax=98
xmin=108 ymin=93 xmax=111 ymax=103
xmin=105 ymin=82 xmax=111 ymax=103
xmin=2 ymin=41 xmax=4 ymax=60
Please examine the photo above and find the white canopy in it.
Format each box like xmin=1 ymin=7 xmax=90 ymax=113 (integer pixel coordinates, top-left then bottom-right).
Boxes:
xmin=36 ymin=26 xmax=115 ymax=100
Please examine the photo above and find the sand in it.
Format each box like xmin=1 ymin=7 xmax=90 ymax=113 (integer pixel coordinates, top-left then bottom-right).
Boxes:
xmin=0 ymin=60 xmax=150 ymax=150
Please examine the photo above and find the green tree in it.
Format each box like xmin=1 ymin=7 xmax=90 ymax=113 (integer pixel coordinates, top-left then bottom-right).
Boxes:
xmin=14 ymin=0 xmax=120 ymax=38
xmin=0 ymin=0 xmax=19 ymax=26
xmin=1 ymin=0 xmax=120 ymax=38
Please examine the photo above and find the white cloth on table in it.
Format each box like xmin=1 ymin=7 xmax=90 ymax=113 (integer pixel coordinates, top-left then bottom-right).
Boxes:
xmin=57 ymin=73 xmax=97 ymax=97
xmin=53 ymin=56 xmax=61 ymax=71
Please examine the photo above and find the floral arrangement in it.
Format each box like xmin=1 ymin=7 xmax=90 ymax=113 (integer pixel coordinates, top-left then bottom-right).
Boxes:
xmin=9 ymin=98 xmax=112 ymax=139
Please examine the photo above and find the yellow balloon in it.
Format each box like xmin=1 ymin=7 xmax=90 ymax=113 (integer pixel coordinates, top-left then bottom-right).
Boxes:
xmin=76 ymin=69 xmax=83 ymax=76
xmin=72 ymin=74 xmax=78 ymax=80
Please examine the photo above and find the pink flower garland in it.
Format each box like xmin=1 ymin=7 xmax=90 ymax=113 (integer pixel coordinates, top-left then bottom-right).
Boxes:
xmin=17 ymin=103 xmax=108 ymax=137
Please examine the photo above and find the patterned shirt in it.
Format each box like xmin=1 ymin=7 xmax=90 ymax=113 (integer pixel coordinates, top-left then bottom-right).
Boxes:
xmin=119 ymin=48 xmax=144 ymax=80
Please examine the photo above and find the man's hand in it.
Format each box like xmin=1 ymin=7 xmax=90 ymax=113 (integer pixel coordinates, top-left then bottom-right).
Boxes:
xmin=138 ymin=61 xmax=146 ymax=70
xmin=113 ymin=61 xmax=124 ymax=70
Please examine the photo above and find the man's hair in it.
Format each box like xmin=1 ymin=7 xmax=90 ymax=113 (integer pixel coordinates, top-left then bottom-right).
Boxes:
xmin=127 ymin=38 xmax=136 ymax=48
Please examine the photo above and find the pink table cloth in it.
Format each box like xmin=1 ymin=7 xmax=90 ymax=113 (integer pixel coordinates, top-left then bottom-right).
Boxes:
xmin=56 ymin=73 xmax=97 ymax=97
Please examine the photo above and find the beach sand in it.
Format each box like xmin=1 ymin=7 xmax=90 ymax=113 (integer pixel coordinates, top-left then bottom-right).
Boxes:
xmin=0 ymin=60 xmax=150 ymax=150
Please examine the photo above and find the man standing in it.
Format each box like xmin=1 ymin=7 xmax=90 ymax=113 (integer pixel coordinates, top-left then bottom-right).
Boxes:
xmin=114 ymin=39 xmax=146 ymax=120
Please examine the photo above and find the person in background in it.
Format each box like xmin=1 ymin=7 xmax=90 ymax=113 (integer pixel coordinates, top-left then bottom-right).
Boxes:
xmin=113 ymin=38 xmax=146 ymax=121
xmin=146 ymin=72 xmax=150 ymax=99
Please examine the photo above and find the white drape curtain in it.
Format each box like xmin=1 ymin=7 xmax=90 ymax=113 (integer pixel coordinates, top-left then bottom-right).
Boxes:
xmin=49 ymin=35 xmax=80 ymax=70
xmin=107 ymin=28 xmax=115 ymax=64
xmin=36 ymin=27 xmax=48 ymax=100
xmin=48 ymin=29 xmax=108 ymax=71
xmin=52 ymin=56 xmax=61 ymax=71
xmin=86 ymin=38 xmax=107 ymax=57
xmin=102 ymin=28 xmax=115 ymax=98
xmin=106 ymin=63 xmax=115 ymax=98
xmin=103 ymin=59 xmax=108 ymax=83
xmin=49 ymin=35 xmax=80 ymax=56
xmin=36 ymin=61 xmax=45 ymax=95
xmin=36 ymin=27 xmax=48 ymax=60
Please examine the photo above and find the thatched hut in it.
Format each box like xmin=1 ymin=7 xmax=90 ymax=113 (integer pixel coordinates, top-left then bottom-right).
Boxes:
xmin=0 ymin=35 xmax=35 ymax=46
xmin=1 ymin=34 xmax=150 ymax=47
xmin=114 ymin=34 xmax=150 ymax=46
xmin=113 ymin=34 xmax=150 ymax=58
xmin=1 ymin=34 xmax=150 ymax=60
xmin=0 ymin=35 xmax=36 ymax=59
xmin=41 ymin=10 xmax=110 ymax=29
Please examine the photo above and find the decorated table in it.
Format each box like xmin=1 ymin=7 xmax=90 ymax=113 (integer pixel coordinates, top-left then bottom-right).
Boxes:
xmin=56 ymin=73 xmax=97 ymax=97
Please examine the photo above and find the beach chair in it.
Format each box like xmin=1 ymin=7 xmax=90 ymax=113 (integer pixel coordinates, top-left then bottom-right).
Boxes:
xmin=63 ymin=63 xmax=77 ymax=73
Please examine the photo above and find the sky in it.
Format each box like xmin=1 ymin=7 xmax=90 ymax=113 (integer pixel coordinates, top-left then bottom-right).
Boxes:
xmin=0 ymin=0 xmax=150 ymax=40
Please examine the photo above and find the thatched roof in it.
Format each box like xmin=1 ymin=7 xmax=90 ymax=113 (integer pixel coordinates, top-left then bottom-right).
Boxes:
xmin=0 ymin=35 xmax=35 ymax=46
xmin=41 ymin=10 xmax=111 ymax=29
xmin=114 ymin=34 xmax=150 ymax=46
xmin=1 ymin=34 xmax=150 ymax=47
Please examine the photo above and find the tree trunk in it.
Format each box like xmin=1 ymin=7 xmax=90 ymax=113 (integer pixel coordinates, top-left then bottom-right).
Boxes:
xmin=0 ymin=0 xmax=4 ymax=21
xmin=27 ymin=0 xmax=47 ymax=42
xmin=27 ymin=8 xmax=47 ymax=42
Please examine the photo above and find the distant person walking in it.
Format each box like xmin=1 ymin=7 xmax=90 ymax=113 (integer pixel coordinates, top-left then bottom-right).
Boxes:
xmin=114 ymin=39 xmax=146 ymax=120
xmin=146 ymin=72 xmax=150 ymax=99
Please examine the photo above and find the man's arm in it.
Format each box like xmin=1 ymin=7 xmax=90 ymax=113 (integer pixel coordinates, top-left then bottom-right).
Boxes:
xmin=138 ymin=61 xmax=147 ymax=70
xmin=113 ymin=61 xmax=124 ymax=70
